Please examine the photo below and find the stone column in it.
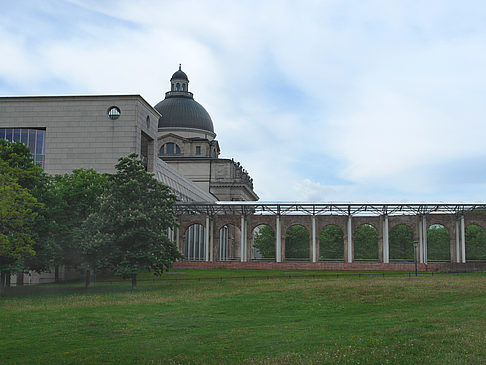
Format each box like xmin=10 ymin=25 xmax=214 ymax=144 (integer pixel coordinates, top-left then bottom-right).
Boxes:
xmin=205 ymin=216 xmax=210 ymax=262
xmin=461 ymin=215 xmax=466 ymax=263
xmin=383 ymin=215 xmax=389 ymax=263
xmin=423 ymin=216 xmax=427 ymax=264
xmin=276 ymin=215 xmax=281 ymax=263
xmin=346 ymin=215 xmax=353 ymax=263
xmin=312 ymin=215 xmax=317 ymax=263
xmin=210 ymin=219 xmax=214 ymax=262
xmin=240 ymin=215 xmax=246 ymax=262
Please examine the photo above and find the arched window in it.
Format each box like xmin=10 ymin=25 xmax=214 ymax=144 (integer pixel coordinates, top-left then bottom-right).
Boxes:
xmin=176 ymin=83 xmax=180 ymax=91
xmin=182 ymin=83 xmax=187 ymax=91
xmin=160 ymin=143 xmax=181 ymax=155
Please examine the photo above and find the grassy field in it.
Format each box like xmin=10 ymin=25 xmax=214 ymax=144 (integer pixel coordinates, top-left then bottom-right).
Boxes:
xmin=1 ymin=270 xmax=486 ymax=364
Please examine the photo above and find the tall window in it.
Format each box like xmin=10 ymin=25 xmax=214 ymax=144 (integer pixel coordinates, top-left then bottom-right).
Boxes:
xmin=160 ymin=142 xmax=181 ymax=155
xmin=195 ymin=146 xmax=201 ymax=155
xmin=0 ymin=128 xmax=46 ymax=170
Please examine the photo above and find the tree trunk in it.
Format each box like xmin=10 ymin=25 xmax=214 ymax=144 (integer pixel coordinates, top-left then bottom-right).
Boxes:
xmin=17 ymin=272 xmax=24 ymax=286
xmin=0 ymin=271 xmax=5 ymax=290
xmin=54 ymin=266 xmax=59 ymax=282
xmin=85 ymin=269 xmax=91 ymax=289
xmin=131 ymin=274 xmax=137 ymax=290
xmin=5 ymin=272 xmax=11 ymax=288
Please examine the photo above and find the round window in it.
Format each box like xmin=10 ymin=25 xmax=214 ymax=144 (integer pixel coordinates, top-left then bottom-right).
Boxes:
xmin=107 ymin=106 xmax=121 ymax=120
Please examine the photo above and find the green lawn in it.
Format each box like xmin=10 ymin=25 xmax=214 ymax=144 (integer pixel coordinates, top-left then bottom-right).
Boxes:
xmin=1 ymin=270 xmax=486 ymax=364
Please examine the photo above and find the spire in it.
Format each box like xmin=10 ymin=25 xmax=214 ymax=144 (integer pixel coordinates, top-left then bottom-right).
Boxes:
xmin=179 ymin=64 xmax=182 ymax=71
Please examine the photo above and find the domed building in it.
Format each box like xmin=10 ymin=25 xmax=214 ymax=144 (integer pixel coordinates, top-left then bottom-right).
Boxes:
xmin=155 ymin=65 xmax=258 ymax=201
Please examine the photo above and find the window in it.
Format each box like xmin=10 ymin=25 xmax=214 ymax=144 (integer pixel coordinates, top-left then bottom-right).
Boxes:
xmin=182 ymin=83 xmax=187 ymax=91
xmin=160 ymin=142 xmax=181 ymax=155
xmin=195 ymin=146 xmax=201 ymax=155
xmin=0 ymin=128 xmax=46 ymax=170
xmin=146 ymin=115 xmax=150 ymax=129
xmin=176 ymin=83 xmax=180 ymax=91
xmin=107 ymin=106 xmax=121 ymax=120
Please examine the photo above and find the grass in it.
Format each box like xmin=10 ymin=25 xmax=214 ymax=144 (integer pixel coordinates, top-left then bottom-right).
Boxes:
xmin=1 ymin=270 xmax=486 ymax=364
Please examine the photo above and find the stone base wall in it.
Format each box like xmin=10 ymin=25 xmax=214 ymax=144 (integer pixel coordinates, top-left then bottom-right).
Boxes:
xmin=173 ymin=261 xmax=486 ymax=272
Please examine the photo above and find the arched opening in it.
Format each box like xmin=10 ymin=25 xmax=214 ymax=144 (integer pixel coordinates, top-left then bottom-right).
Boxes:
xmin=285 ymin=225 xmax=310 ymax=261
xmin=160 ymin=143 xmax=181 ymax=155
xmin=218 ymin=224 xmax=241 ymax=261
xmin=389 ymin=224 xmax=414 ymax=262
xmin=182 ymin=83 xmax=187 ymax=91
xmin=176 ymin=82 xmax=180 ymax=91
xmin=465 ymin=224 xmax=486 ymax=262
xmin=319 ymin=225 xmax=344 ymax=261
xmin=251 ymin=224 xmax=275 ymax=261
xmin=184 ymin=224 xmax=205 ymax=261
xmin=354 ymin=224 xmax=378 ymax=261
xmin=427 ymin=224 xmax=450 ymax=262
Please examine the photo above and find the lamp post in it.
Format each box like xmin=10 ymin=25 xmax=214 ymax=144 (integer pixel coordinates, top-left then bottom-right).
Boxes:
xmin=413 ymin=240 xmax=418 ymax=277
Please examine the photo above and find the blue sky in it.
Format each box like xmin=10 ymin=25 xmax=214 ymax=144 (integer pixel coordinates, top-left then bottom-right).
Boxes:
xmin=1 ymin=0 xmax=486 ymax=202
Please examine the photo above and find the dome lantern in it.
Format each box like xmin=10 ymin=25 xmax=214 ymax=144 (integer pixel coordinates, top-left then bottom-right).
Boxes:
xmin=170 ymin=64 xmax=189 ymax=92
xmin=155 ymin=65 xmax=215 ymax=137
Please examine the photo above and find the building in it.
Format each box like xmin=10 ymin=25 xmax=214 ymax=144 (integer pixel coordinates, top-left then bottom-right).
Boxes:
xmin=0 ymin=66 xmax=259 ymax=282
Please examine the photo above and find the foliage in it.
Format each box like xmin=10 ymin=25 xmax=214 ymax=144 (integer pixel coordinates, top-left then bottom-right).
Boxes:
xmin=0 ymin=166 xmax=41 ymax=286
xmin=83 ymin=154 xmax=182 ymax=289
xmin=253 ymin=225 xmax=275 ymax=258
xmin=320 ymin=225 xmax=344 ymax=260
xmin=389 ymin=224 xmax=414 ymax=261
xmin=465 ymin=224 xmax=486 ymax=261
xmin=354 ymin=224 xmax=378 ymax=260
xmin=0 ymin=139 xmax=41 ymax=189
xmin=427 ymin=225 xmax=450 ymax=261
xmin=285 ymin=225 xmax=309 ymax=259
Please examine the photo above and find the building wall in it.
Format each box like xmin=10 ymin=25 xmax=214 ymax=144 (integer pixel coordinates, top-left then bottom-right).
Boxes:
xmin=0 ymin=95 xmax=159 ymax=175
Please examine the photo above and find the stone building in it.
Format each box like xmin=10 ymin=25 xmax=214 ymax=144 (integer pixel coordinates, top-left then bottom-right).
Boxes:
xmin=155 ymin=65 xmax=258 ymax=201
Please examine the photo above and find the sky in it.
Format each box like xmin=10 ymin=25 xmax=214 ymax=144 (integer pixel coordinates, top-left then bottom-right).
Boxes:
xmin=1 ymin=0 xmax=486 ymax=202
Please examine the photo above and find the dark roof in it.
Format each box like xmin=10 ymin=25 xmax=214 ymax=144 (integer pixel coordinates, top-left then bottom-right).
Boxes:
xmin=171 ymin=65 xmax=188 ymax=81
xmin=155 ymin=96 xmax=214 ymax=133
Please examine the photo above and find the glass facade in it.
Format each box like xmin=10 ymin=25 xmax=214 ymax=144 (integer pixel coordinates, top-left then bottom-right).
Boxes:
xmin=0 ymin=128 xmax=46 ymax=170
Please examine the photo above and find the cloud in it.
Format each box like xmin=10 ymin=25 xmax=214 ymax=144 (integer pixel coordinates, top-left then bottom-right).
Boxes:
xmin=2 ymin=0 xmax=486 ymax=201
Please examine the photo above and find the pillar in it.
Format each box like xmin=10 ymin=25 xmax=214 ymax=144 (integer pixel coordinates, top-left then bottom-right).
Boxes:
xmin=210 ymin=219 xmax=214 ymax=262
xmin=205 ymin=216 xmax=210 ymax=262
xmin=418 ymin=216 xmax=423 ymax=263
xmin=276 ymin=215 xmax=281 ymax=263
xmin=423 ymin=216 xmax=427 ymax=264
xmin=240 ymin=215 xmax=247 ymax=262
xmin=346 ymin=215 xmax=353 ymax=263
xmin=461 ymin=215 xmax=466 ymax=263
xmin=383 ymin=215 xmax=389 ymax=263
xmin=312 ymin=215 xmax=317 ymax=263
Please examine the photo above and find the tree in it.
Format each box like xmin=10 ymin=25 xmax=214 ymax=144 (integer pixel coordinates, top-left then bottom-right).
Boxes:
xmin=465 ymin=225 xmax=486 ymax=261
xmin=354 ymin=224 xmax=378 ymax=260
xmin=0 ymin=140 xmax=42 ymax=289
xmin=0 ymin=165 xmax=41 ymax=290
xmin=253 ymin=225 xmax=275 ymax=259
xmin=427 ymin=225 xmax=450 ymax=262
xmin=320 ymin=225 xmax=344 ymax=260
xmin=389 ymin=224 xmax=414 ymax=261
xmin=84 ymin=154 xmax=182 ymax=289
xmin=285 ymin=225 xmax=309 ymax=260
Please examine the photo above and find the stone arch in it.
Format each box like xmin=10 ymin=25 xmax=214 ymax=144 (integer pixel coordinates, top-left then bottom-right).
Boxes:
xmin=284 ymin=224 xmax=310 ymax=261
xmin=427 ymin=224 xmax=450 ymax=262
xmin=247 ymin=215 xmax=276 ymax=236
xmin=389 ymin=224 xmax=414 ymax=262
xmin=465 ymin=224 xmax=486 ymax=261
xmin=251 ymin=224 xmax=275 ymax=261
xmin=216 ymin=223 xmax=241 ymax=261
xmin=184 ymin=223 xmax=206 ymax=261
xmin=319 ymin=224 xmax=344 ymax=261
xmin=354 ymin=224 xmax=379 ymax=261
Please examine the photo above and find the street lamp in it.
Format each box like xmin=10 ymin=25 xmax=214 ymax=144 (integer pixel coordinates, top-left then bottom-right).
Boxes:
xmin=413 ymin=240 xmax=418 ymax=277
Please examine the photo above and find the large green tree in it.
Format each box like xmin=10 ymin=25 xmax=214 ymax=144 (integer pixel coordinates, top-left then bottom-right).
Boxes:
xmin=320 ymin=225 xmax=344 ymax=261
xmin=84 ymin=154 xmax=182 ymax=289
xmin=285 ymin=225 xmax=309 ymax=260
xmin=0 ymin=140 xmax=42 ymax=288
xmin=354 ymin=224 xmax=378 ymax=260
xmin=389 ymin=224 xmax=414 ymax=261
xmin=253 ymin=225 xmax=275 ymax=259
xmin=465 ymin=224 xmax=486 ymax=261
xmin=427 ymin=225 xmax=450 ymax=262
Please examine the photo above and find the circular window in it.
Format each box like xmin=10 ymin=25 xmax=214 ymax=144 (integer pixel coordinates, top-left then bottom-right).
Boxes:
xmin=107 ymin=106 xmax=121 ymax=120
xmin=146 ymin=115 xmax=150 ymax=129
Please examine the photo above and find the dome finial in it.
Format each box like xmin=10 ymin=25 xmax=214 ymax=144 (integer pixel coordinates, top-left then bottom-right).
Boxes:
xmin=179 ymin=64 xmax=181 ymax=71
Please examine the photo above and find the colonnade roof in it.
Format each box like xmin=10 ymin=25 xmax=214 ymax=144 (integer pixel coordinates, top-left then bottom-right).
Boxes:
xmin=174 ymin=202 xmax=486 ymax=216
